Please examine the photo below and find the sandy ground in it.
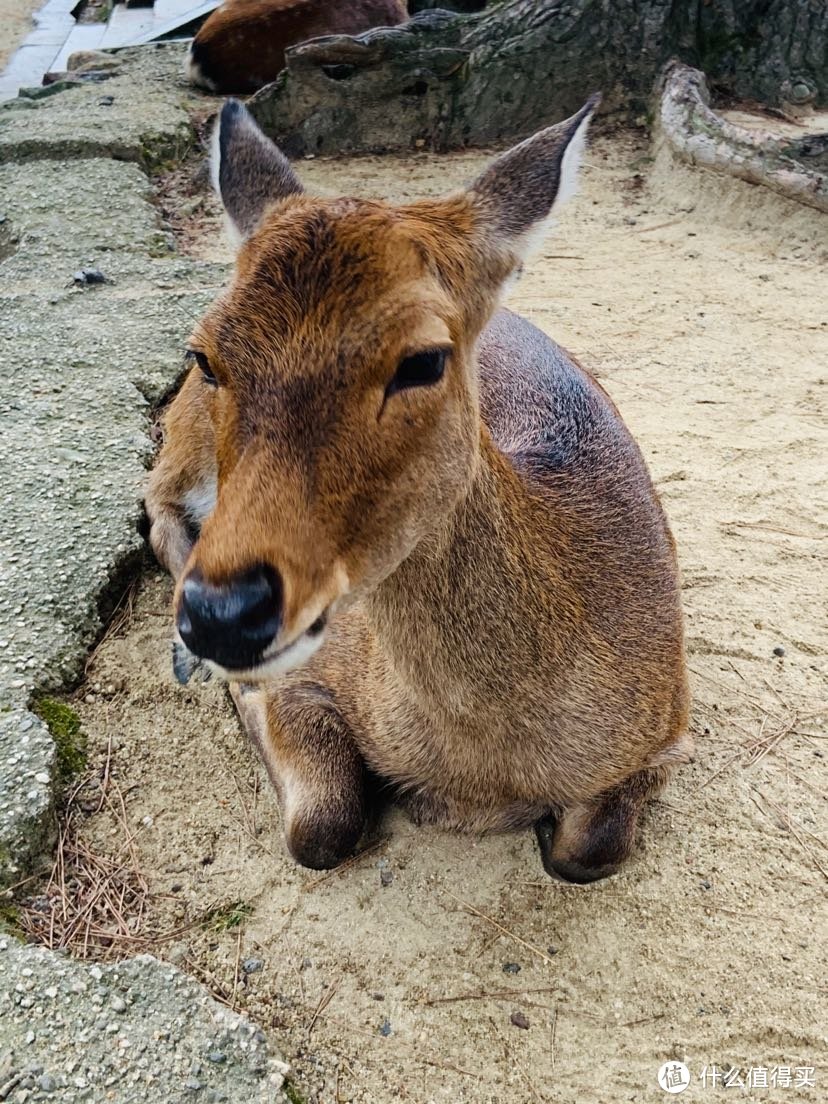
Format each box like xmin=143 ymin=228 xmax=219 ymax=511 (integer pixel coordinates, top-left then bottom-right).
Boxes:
xmin=40 ymin=135 xmax=827 ymax=1102
xmin=0 ymin=0 xmax=41 ymax=70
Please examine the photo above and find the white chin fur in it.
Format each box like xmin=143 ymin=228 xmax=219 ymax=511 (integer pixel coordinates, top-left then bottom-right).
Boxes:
xmin=186 ymin=49 xmax=216 ymax=91
xmin=207 ymin=627 xmax=326 ymax=683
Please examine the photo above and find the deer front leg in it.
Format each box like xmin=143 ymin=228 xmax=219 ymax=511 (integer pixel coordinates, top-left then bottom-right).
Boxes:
xmin=230 ymin=683 xmax=368 ymax=870
xmin=144 ymin=368 xmax=217 ymax=582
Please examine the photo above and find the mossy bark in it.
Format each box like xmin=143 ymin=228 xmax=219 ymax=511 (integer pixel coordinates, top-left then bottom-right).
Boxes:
xmin=249 ymin=0 xmax=828 ymax=155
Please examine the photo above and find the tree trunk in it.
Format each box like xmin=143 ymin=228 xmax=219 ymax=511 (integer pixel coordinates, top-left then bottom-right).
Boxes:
xmin=249 ymin=0 xmax=828 ymax=156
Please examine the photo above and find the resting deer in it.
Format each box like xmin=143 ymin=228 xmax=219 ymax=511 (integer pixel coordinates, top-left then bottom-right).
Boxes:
xmin=188 ymin=0 xmax=408 ymax=94
xmin=145 ymin=96 xmax=691 ymax=881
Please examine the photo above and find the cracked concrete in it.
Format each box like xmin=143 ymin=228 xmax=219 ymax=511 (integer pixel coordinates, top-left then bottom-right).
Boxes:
xmin=0 ymin=42 xmax=290 ymax=1102
xmin=0 ymin=154 xmax=222 ymax=884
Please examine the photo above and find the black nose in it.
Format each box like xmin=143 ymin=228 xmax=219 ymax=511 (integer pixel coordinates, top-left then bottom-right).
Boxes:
xmin=177 ymin=564 xmax=281 ymax=670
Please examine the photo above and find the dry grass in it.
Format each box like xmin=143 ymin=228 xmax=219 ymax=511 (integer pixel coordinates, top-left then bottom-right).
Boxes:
xmin=18 ymin=735 xmax=153 ymax=959
xmin=15 ymin=738 xmax=240 ymax=966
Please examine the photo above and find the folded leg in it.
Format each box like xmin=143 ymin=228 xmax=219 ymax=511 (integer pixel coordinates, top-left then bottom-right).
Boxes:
xmin=231 ymin=682 xmax=368 ymax=870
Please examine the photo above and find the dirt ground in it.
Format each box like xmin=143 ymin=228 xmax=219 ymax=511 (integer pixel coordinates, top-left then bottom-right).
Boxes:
xmin=39 ymin=133 xmax=827 ymax=1102
xmin=0 ymin=0 xmax=41 ymax=70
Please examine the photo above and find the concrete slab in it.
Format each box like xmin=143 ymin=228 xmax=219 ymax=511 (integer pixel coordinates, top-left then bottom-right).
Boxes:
xmin=99 ymin=3 xmax=158 ymax=49
xmin=127 ymin=0 xmax=219 ymax=46
xmin=16 ymin=21 xmax=74 ymax=50
xmin=1 ymin=44 xmax=63 ymax=89
xmin=0 ymin=155 xmax=224 ymax=884
xmin=0 ymin=941 xmax=290 ymax=1100
xmin=0 ymin=44 xmax=195 ymax=169
xmin=52 ymin=24 xmax=108 ymax=71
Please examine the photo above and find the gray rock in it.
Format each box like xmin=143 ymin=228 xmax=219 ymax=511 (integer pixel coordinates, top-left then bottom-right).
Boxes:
xmin=0 ymin=712 xmax=55 ymax=885
xmin=0 ymin=156 xmax=223 ymax=885
xmin=0 ymin=942 xmax=291 ymax=1103
xmin=0 ymin=45 xmax=193 ymax=170
xmin=72 ymin=267 xmax=107 ymax=286
xmin=0 ymin=43 xmax=291 ymax=1103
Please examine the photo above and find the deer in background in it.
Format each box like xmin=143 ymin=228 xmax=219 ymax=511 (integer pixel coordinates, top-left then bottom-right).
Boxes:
xmin=145 ymin=96 xmax=691 ymax=882
xmin=188 ymin=0 xmax=409 ymax=94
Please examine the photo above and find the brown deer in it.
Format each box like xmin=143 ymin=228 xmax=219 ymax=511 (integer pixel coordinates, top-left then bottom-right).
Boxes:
xmin=188 ymin=0 xmax=409 ymax=94
xmin=145 ymin=96 xmax=692 ymax=881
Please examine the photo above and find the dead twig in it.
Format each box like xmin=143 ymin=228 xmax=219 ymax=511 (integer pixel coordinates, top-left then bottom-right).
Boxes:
xmin=231 ymin=927 xmax=243 ymax=1010
xmin=721 ymin=520 xmax=827 ymax=540
xmin=748 ymin=789 xmax=828 ymax=884
xmin=637 ymin=218 xmax=684 ymax=233
xmin=422 ymin=1059 xmax=479 ymax=1079
xmin=443 ymin=890 xmax=558 ymax=966
xmin=419 ymin=986 xmax=560 ymax=1007
xmin=307 ymin=977 xmax=341 ymax=1037
xmin=302 ymin=837 xmax=389 ymax=892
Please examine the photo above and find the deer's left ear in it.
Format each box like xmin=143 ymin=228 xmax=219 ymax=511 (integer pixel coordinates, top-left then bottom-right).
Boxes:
xmin=210 ymin=99 xmax=303 ymax=244
xmin=468 ymin=93 xmax=600 ymax=261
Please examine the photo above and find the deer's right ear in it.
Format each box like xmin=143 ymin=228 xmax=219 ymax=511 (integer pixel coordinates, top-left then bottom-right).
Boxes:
xmin=210 ymin=99 xmax=303 ymax=244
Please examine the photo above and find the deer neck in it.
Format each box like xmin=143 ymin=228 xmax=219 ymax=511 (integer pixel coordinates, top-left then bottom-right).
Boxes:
xmin=365 ymin=430 xmax=564 ymax=715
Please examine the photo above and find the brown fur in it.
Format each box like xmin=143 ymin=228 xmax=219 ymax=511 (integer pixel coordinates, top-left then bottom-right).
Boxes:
xmin=189 ymin=0 xmax=408 ymax=93
xmin=145 ymin=98 xmax=691 ymax=876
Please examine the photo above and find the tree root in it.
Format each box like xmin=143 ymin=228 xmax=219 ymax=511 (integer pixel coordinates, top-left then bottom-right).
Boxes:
xmin=657 ymin=61 xmax=827 ymax=214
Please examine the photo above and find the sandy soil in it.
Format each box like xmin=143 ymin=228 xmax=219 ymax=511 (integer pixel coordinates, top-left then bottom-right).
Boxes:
xmin=0 ymin=0 xmax=41 ymax=70
xmin=49 ymin=135 xmax=827 ymax=1102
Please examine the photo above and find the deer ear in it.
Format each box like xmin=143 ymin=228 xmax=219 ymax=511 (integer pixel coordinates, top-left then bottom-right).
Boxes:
xmin=468 ymin=94 xmax=600 ymax=260
xmin=210 ymin=99 xmax=303 ymax=244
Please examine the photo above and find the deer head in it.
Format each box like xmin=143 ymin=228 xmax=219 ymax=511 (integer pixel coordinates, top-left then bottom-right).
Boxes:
xmin=175 ymin=96 xmax=599 ymax=679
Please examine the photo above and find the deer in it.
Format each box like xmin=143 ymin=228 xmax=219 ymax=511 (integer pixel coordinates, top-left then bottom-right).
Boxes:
xmin=188 ymin=0 xmax=409 ymax=94
xmin=144 ymin=95 xmax=692 ymax=882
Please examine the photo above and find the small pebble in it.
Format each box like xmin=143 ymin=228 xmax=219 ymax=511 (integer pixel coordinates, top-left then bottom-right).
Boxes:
xmin=111 ymin=995 xmax=127 ymax=1013
xmin=700 ymin=880 xmax=711 ymax=890
xmin=72 ymin=268 xmax=107 ymax=286
xmin=37 ymin=1074 xmax=56 ymax=1093
xmin=547 ymin=946 xmax=559 ymax=956
xmin=185 ymin=1076 xmax=202 ymax=1091
xmin=502 ymin=962 xmax=521 ymax=974
xmin=510 ymin=1011 xmax=530 ymax=1030
xmin=207 ymin=1050 xmax=226 ymax=1064
xmin=773 ymin=645 xmax=785 ymax=657
xmin=242 ymin=957 xmax=263 ymax=975
xmin=378 ymin=1018 xmax=392 ymax=1037
xmin=380 ymin=868 xmax=393 ymax=887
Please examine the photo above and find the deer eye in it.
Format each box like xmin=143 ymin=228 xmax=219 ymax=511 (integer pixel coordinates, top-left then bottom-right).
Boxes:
xmin=387 ymin=348 xmax=448 ymax=397
xmin=187 ymin=349 xmax=217 ymax=387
